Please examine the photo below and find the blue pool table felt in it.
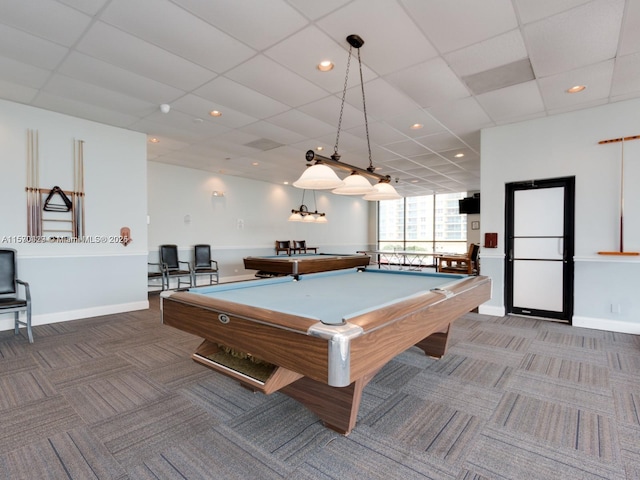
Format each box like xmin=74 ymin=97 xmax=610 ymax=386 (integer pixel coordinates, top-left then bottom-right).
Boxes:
xmin=190 ymin=269 xmax=465 ymax=325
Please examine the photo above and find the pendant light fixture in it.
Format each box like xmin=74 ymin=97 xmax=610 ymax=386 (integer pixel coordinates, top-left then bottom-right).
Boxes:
xmin=294 ymin=34 xmax=401 ymax=201
xmin=288 ymin=190 xmax=327 ymax=223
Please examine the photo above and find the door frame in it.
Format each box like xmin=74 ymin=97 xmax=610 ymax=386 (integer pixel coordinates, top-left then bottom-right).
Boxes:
xmin=504 ymin=176 xmax=575 ymax=323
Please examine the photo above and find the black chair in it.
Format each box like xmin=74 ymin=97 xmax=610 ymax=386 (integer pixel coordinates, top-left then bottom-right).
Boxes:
xmin=147 ymin=262 xmax=166 ymax=291
xmin=275 ymin=240 xmax=291 ymax=255
xmin=192 ymin=244 xmax=219 ymax=286
xmin=0 ymin=249 xmax=33 ymax=343
xmin=292 ymin=240 xmax=317 ymax=254
xmin=159 ymin=244 xmax=192 ymax=289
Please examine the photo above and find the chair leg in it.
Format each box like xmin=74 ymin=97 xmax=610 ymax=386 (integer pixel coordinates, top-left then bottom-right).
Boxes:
xmin=14 ymin=309 xmax=33 ymax=344
xmin=26 ymin=303 xmax=33 ymax=343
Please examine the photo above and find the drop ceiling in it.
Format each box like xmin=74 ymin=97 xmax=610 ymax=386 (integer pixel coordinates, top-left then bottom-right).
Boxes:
xmin=1 ymin=0 xmax=638 ymax=196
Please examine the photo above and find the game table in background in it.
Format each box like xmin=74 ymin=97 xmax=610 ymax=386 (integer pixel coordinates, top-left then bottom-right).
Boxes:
xmin=161 ymin=269 xmax=491 ymax=434
xmin=243 ymin=252 xmax=371 ymax=276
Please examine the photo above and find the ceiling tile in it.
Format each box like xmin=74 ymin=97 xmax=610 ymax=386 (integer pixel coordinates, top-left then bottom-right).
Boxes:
xmin=0 ymin=56 xmax=51 ymax=89
xmin=345 ymin=78 xmax=418 ymax=120
xmin=240 ymin=121 xmax=306 ymax=145
xmin=58 ymin=52 xmax=185 ymax=105
xmin=0 ymin=79 xmax=38 ymax=104
xmin=169 ymin=94 xmax=258 ymax=129
xmin=0 ymin=24 xmax=69 ymax=70
xmin=414 ymin=132 xmax=469 ymax=152
xmin=385 ymin=57 xmax=470 ymax=109
xmin=226 ymin=55 xmax=329 ymax=107
xmin=299 ymin=95 xmax=365 ymax=131
xmin=513 ymin=0 xmax=594 ymax=24
xmin=402 ymin=153 xmax=452 ymax=168
xmin=194 ymin=76 xmax=290 ymax=119
xmin=286 ymin=0 xmax=352 ymax=20
xmin=0 ymin=0 xmax=91 ymax=46
xmin=76 ymin=22 xmax=215 ymax=90
xmin=171 ymin=0 xmax=308 ymax=50
xmin=537 ymin=60 xmax=614 ymax=110
xmin=401 ymin=0 xmax=518 ymax=53
xmin=44 ymin=74 xmax=156 ymax=115
xmin=382 ymin=111 xmax=447 ymax=138
xmin=383 ymin=140 xmax=432 ymax=157
xmin=427 ymin=97 xmax=494 ymax=136
xmin=318 ymin=0 xmax=438 ymax=75
xmin=445 ymin=29 xmax=528 ymax=78
xmin=349 ymin=121 xmax=409 ymax=145
xmin=267 ymin=110 xmax=336 ymax=139
xmin=611 ymin=53 xmax=640 ymax=97
xmin=619 ymin=0 xmax=640 ymax=56
xmin=101 ymin=0 xmax=255 ymax=73
xmin=57 ymin=0 xmax=110 ymax=16
xmin=476 ymin=80 xmax=545 ymax=122
xmin=524 ymin=0 xmax=625 ymax=78
xmin=33 ymin=92 xmax=139 ymax=127
xmin=264 ymin=26 xmax=377 ymax=94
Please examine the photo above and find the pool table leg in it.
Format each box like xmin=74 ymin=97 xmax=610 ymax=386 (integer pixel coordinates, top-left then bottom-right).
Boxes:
xmin=414 ymin=326 xmax=450 ymax=358
xmin=281 ymin=368 xmax=380 ymax=435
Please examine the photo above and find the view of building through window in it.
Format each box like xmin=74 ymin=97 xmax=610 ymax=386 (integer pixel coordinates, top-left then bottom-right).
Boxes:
xmin=378 ymin=192 xmax=468 ymax=256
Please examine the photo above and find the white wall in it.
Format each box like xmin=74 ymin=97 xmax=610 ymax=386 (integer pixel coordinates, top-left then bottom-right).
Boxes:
xmin=0 ymin=99 xmax=148 ymax=331
xmin=147 ymin=162 xmax=370 ymax=283
xmin=480 ymin=98 xmax=640 ymax=333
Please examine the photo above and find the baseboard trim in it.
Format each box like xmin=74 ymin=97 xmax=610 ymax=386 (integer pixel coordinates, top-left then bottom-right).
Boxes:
xmin=0 ymin=300 xmax=149 ymax=332
xmin=478 ymin=304 xmax=505 ymax=317
xmin=572 ymin=315 xmax=640 ymax=334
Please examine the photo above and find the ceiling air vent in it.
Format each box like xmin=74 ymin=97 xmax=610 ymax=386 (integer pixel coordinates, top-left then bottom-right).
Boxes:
xmin=462 ymin=58 xmax=535 ymax=95
xmin=244 ymin=138 xmax=284 ymax=151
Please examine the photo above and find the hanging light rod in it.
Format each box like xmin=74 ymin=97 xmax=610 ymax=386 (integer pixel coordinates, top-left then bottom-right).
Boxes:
xmin=304 ymin=150 xmax=392 ymax=183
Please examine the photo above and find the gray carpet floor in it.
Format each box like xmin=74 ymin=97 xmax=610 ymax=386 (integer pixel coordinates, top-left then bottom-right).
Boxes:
xmin=0 ymin=295 xmax=638 ymax=479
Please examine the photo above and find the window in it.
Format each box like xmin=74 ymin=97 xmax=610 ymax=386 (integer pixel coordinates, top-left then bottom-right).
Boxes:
xmin=378 ymin=193 xmax=468 ymax=255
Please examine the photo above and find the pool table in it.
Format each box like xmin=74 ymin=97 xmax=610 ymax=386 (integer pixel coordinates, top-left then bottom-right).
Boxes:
xmin=243 ymin=252 xmax=371 ymax=276
xmin=161 ymin=269 xmax=491 ymax=434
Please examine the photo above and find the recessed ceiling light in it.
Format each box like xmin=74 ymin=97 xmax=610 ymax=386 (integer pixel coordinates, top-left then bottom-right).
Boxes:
xmin=566 ymin=85 xmax=586 ymax=94
xmin=149 ymin=137 xmax=159 ymax=143
xmin=284 ymin=181 xmax=289 ymax=185
xmin=209 ymin=110 xmax=222 ymax=117
xmin=317 ymin=60 xmax=334 ymax=72
xmin=252 ymin=162 xmax=259 ymax=166
xmin=317 ymin=146 xmax=324 ymax=151
xmin=411 ymin=179 xmax=418 ymax=183
xmin=455 ymin=153 xmax=464 ymax=158
xmin=410 ymin=123 xmax=423 ymax=130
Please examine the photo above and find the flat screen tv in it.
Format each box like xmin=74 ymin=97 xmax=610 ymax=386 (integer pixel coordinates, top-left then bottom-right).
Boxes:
xmin=458 ymin=196 xmax=480 ymax=214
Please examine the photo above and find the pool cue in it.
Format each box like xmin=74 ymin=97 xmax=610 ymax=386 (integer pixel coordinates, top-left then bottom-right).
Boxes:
xmin=27 ymin=130 xmax=32 ymax=236
xmin=35 ymin=130 xmax=41 ymax=236
xmin=597 ymin=134 xmax=640 ymax=255
xmin=72 ymin=139 xmax=77 ymax=237
xmin=79 ymin=140 xmax=85 ymax=236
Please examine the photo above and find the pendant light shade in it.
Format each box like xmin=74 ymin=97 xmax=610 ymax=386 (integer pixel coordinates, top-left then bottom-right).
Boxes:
xmin=293 ymin=164 xmax=344 ymax=190
xmin=303 ymin=214 xmax=316 ymax=222
xmin=315 ymin=214 xmax=328 ymax=223
xmin=332 ymin=173 xmax=375 ymax=195
xmin=288 ymin=212 xmax=303 ymax=222
xmin=362 ymin=182 xmax=402 ymax=201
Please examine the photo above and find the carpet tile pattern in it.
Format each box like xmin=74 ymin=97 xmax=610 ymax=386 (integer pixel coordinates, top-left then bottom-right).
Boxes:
xmin=0 ymin=296 xmax=638 ymax=479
